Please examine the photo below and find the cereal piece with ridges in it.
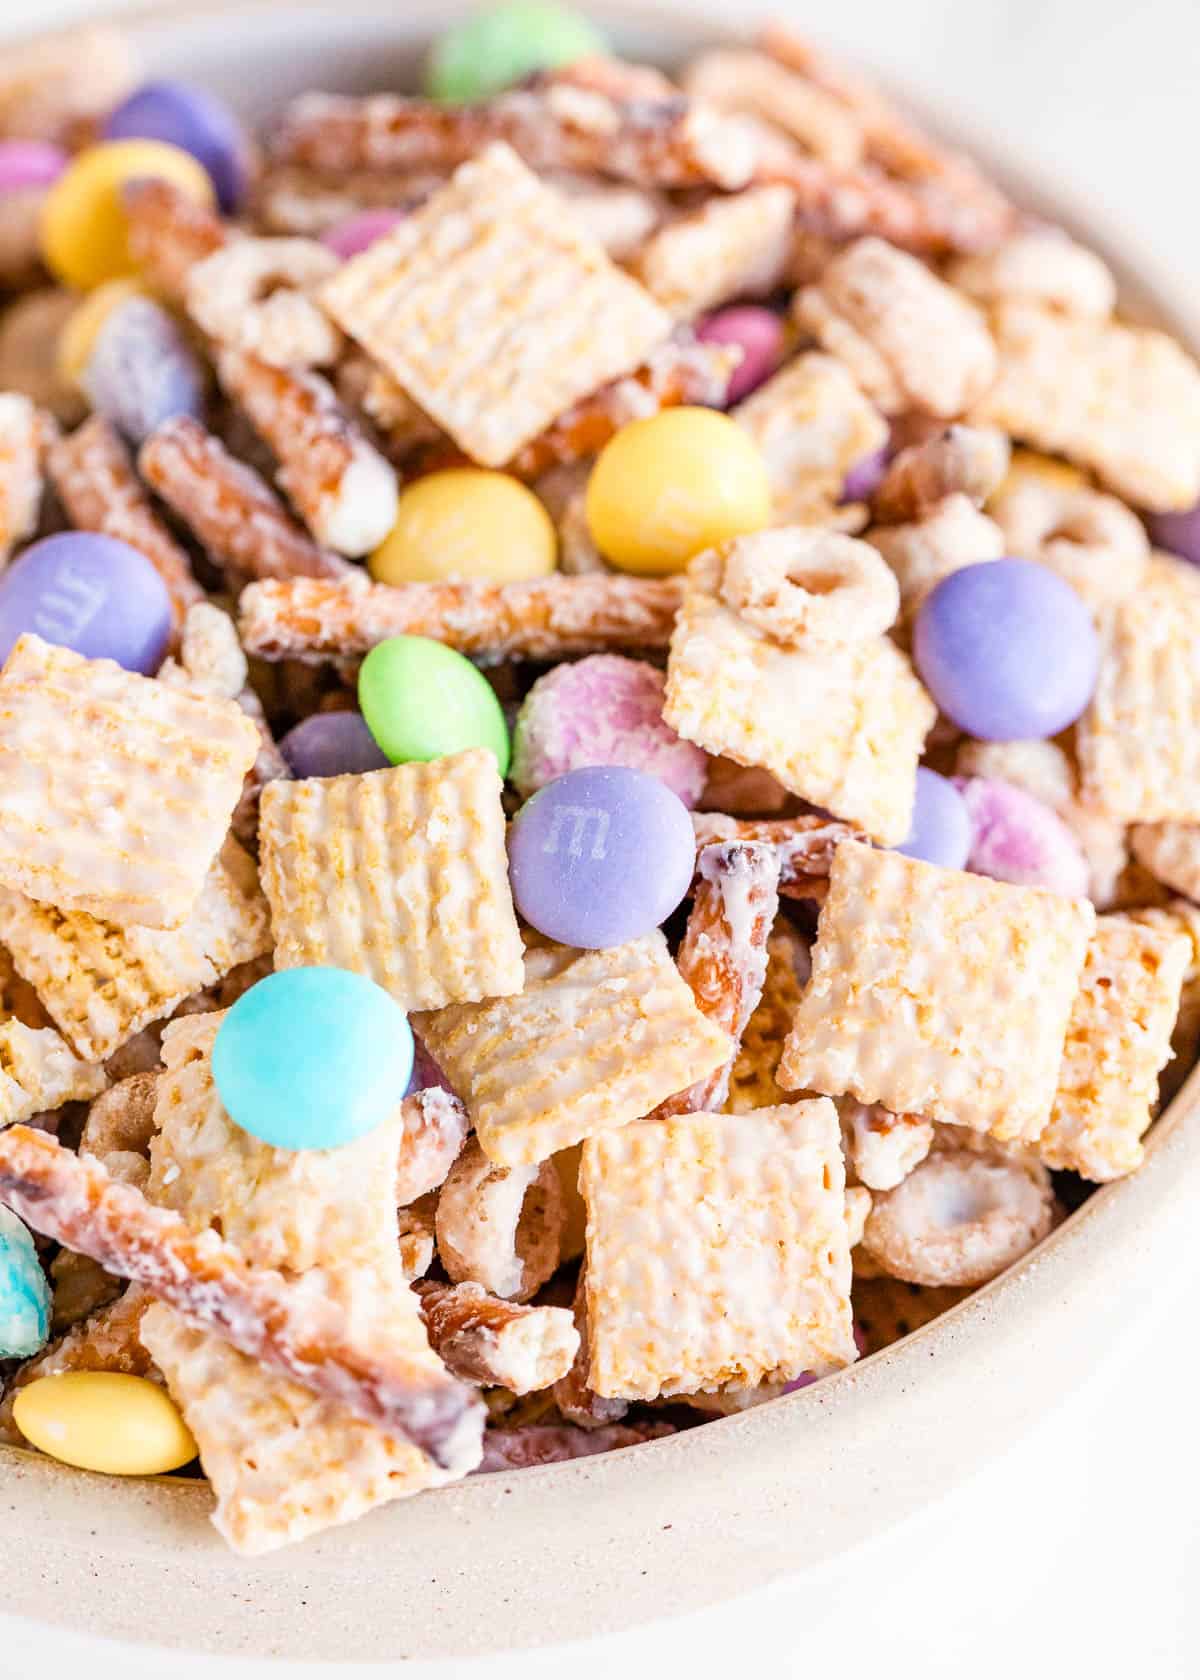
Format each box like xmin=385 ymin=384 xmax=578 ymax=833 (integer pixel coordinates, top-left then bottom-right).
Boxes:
xmin=320 ymin=143 xmax=672 ymax=468
xmin=0 ymin=1018 xmax=105 ymax=1127
xmin=259 ymin=751 xmax=522 ymax=1012
xmin=582 ymin=1100 xmax=856 ymax=1399
xmin=630 ymin=185 xmax=796 ymax=321
xmin=682 ymin=48 xmax=864 ymax=167
xmin=1037 ymin=916 xmax=1189 ymax=1180
xmin=1130 ymin=823 xmax=1200 ymax=902
xmin=0 ymin=394 xmax=43 ymax=567
xmin=415 ymin=933 xmax=732 ymax=1168
xmin=948 ymin=230 xmax=1116 ymax=319
xmin=1125 ymin=899 xmax=1200 ymax=1103
xmin=779 ymin=841 xmax=1095 ymax=1141
xmin=0 ymin=636 xmax=261 ymax=928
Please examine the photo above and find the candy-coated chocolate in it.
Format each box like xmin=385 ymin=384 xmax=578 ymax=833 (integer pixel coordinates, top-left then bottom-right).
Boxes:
xmin=840 ymin=445 xmax=890 ymax=504
xmin=322 ymin=207 xmax=407 ymax=261
xmin=0 ymin=532 xmax=173 ymax=673
xmin=40 ymin=138 xmax=214 ymax=290
xmin=1148 ymin=501 xmax=1200 ymax=568
xmin=585 ymin=407 xmax=772 ymax=575
xmin=956 ymin=775 xmax=1090 ymax=898
xmin=278 ymin=710 xmax=391 ymax=779
xmin=12 ymin=1372 xmax=197 ymax=1475
xmin=212 ymin=967 xmax=414 ymax=1151
xmin=81 ymin=295 xmax=205 ymax=445
xmin=425 ymin=1 xmax=606 ymax=102
xmin=57 ymin=277 xmax=151 ymax=388
xmin=695 ymin=306 xmax=786 ymax=405
xmin=358 ymin=635 xmax=511 ymax=772
xmin=103 ymin=80 xmax=249 ymax=213
xmin=508 ymin=765 xmax=695 ymax=947
xmin=370 ymin=468 xmax=557 ymax=586
xmin=0 ymin=1205 xmax=50 ymax=1360
xmin=0 ymin=140 xmax=67 ymax=193
xmin=895 ymin=767 xmax=971 ymax=871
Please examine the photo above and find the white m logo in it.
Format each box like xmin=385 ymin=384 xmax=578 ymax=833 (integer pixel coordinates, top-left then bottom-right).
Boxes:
xmin=541 ymin=804 xmax=611 ymax=861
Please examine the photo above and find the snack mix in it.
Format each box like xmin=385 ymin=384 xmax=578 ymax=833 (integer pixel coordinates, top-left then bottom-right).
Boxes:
xmin=1 ymin=2 xmax=1199 ymax=1557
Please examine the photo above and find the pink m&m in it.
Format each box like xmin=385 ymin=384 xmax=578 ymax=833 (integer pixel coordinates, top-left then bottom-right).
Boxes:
xmin=695 ymin=306 xmax=786 ymax=404
xmin=0 ymin=141 xmax=67 ymax=193
xmin=956 ymin=776 xmax=1089 ymax=898
xmin=322 ymin=208 xmax=408 ymax=261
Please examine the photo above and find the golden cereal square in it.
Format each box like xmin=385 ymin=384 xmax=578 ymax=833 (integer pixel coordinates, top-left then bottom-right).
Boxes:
xmin=321 ymin=143 xmax=672 ymax=468
xmin=581 ymin=1100 xmax=856 ymax=1400
xmin=778 ymin=842 xmax=1095 ymax=1141
xmin=0 ymin=635 xmax=260 ymax=928
xmin=1130 ymin=822 xmax=1200 ymax=902
xmin=414 ymin=933 xmax=732 ymax=1167
xmin=258 ymin=748 xmax=523 ymax=1011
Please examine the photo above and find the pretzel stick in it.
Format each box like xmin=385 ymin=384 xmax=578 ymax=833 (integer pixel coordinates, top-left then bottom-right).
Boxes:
xmin=0 ymin=1126 xmax=483 ymax=1469
xmin=415 ymin=1280 xmax=578 ymax=1394
xmin=139 ymin=417 xmax=351 ymax=583
xmin=122 ymin=178 xmax=231 ymax=303
xmin=238 ymin=574 xmax=685 ymax=664
xmin=691 ymin=813 xmax=860 ymax=901
xmin=45 ymin=416 xmax=203 ymax=631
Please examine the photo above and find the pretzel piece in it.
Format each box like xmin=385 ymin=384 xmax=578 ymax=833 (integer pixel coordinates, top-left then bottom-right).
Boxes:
xmin=122 ymin=177 xmax=230 ymax=304
xmin=871 ymin=424 xmax=1011 ymax=523
xmin=415 ymin=1281 xmax=577 ymax=1393
xmin=838 ymin=1098 xmax=933 ymax=1192
xmin=434 ymin=1139 xmax=563 ymax=1302
xmin=80 ymin=1072 xmax=159 ymax=1162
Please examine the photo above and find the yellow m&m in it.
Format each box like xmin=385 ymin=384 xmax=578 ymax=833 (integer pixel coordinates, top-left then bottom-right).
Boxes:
xmin=370 ymin=468 xmax=557 ymax=586
xmin=585 ymin=407 xmax=772 ymax=576
xmin=13 ymin=1371 xmax=197 ymax=1476
xmin=41 ymin=139 xmax=214 ymax=291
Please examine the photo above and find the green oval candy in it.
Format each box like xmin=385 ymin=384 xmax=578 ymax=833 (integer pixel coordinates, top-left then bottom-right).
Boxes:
xmin=358 ymin=635 xmax=511 ymax=774
xmin=424 ymin=2 xmax=606 ymax=103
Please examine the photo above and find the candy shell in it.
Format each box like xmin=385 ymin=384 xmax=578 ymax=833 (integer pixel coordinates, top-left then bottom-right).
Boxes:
xmin=57 ymin=277 xmax=151 ymax=389
xmin=0 ymin=1205 xmax=50 ymax=1360
xmin=840 ymin=445 xmax=890 ymax=504
xmin=425 ymin=2 xmax=606 ymax=102
xmin=103 ymin=80 xmax=250 ymax=213
xmin=0 ymin=141 xmax=67 ymax=193
xmin=212 ymin=967 xmax=414 ymax=1152
xmin=956 ymin=775 xmax=1090 ymax=898
xmin=81 ymin=294 xmax=205 ymax=445
xmin=895 ymin=767 xmax=971 ymax=871
xmin=358 ymin=635 xmax=510 ymax=772
xmin=321 ymin=207 xmax=407 ymax=261
xmin=370 ymin=468 xmax=557 ymax=586
xmin=278 ymin=710 xmax=391 ymax=779
xmin=0 ymin=532 xmax=173 ymax=673
xmin=12 ymin=1372 xmax=197 ymax=1476
xmin=695 ymin=306 xmax=786 ymax=404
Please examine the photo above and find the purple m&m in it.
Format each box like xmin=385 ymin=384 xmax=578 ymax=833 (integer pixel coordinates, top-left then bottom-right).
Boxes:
xmin=695 ymin=306 xmax=786 ymax=405
xmin=840 ymin=444 xmax=889 ymax=504
xmin=103 ymin=81 xmax=249 ymax=213
xmin=278 ymin=711 xmax=391 ymax=779
xmin=0 ymin=533 xmax=172 ymax=673
xmin=508 ymin=765 xmax=694 ymax=948
xmin=895 ymin=768 xmax=971 ymax=871
xmin=81 ymin=296 xmax=204 ymax=446
xmin=1148 ymin=501 xmax=1200 ymax=569
xmin=322 ymin=208 xmax=407 ymax=262
xmin=913 ymin=558 xmax=1099 ymax=741
xmin=0 ymin=141 xmax=67 ymax=193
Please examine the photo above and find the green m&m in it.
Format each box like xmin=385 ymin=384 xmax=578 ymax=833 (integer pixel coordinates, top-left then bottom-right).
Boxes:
xmin=358 ymin=635 xmax=510 ymax=773
xmin=424 ymin=3 xmax=606 ymax=103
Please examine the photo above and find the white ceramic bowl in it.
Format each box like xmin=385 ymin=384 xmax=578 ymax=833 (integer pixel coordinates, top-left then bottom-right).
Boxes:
xmin=2 ymin=2 xmax=1198 ymax=1660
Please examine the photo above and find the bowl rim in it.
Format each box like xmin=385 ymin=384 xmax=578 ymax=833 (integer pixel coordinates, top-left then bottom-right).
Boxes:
xmin=2 ymin=0 xmax=1199 ymax=1661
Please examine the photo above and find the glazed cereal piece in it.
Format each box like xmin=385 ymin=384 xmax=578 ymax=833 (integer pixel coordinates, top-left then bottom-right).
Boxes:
xmin=732 ymin=351 xmax=888 ymax=527
xmin=259 ymin=751 xmax=523 ymax=1011
xmin=510 ymin=654 xmax=708 ymax=806
xmin=973 ymin=302 xmax=1200 ymax=510
xmin=0 ymin=839 xmax=269 ymax=1062
xmin=0 ymin=1019 xmax=105 ymax=1129
xmin=186 ymin=237 xmax=341 ymax=369
xmin=1037 ymin=916 xmax=1189 ymax=1181
xmin=0 ymin=26 xmax=136 ymax=144
xmin=415 ymin=933 xmax=731 ymax=1168
xmin=139 ymin=417 xmax=351 ymax=584
xmin=1125 ymin=900 xmax=1200 ymax=1103
xmin=395 ymin=1088 xmax=470 ymax=1207
xmin=549 ymin=173 xmax=665 ymax=259
xmin=237 ymin=572 xmax=686 ymax=664
xmin=696 ymin=758 xmax=792 ymax=818
xmin=581 ymin=1100 xmax=856 ymax=1400
xmin=682 ymin=48 xmax=864 ymax=167
xmin=664 ymin=537 xmax=933 ymax=844
xmin=79 ymin=1072 xmax=159 ymax=1163
xmin=713 ymin=526 xmax=899 ymax=647
xmin=779 ymin=841 xmax=1095 ymax=1142
xmin=630 ymin=185 xmax=796 ymax=321
xmin=416 ymin=1281 xmax=578 ymax=1393
xmin=868 ymin=495 xmax=1005 ymax=620
xmin=320 ymin=144 xmax=672 ymax=469
xmin=45 ymin=415 xmax=204 ymax=631
xmin=156 ymin=601 xmax=248 ymax=701
xmin=726 ymin=920 xmax=812 ymax=1112
xmin=553 ymin=1263 xmax=629 ymax=1429
xmin=987 ymin=453 xmax=1149 ymax=613
xmin=793 ymin=239 xmax=996 ymax=418
xmin=860 ymin=1147 xmax=1055 ymax=1286
xmin=852 ymin=1276 xmax=974 ymax=1353
xmin=216 ymin=350 xmax=398 ymax=557
xmin=956 ymin=776 xmax=1090 ymax=898
xmin=1130 ymin=824 xmax=1200 ymax=902
xmin=433 ymin=1139 xmax=563 ymax=1303
xmin=948 ymin=229 xmax=1117 ymax=320
xmin=0 ymin=636 xmax=260 ymax=929
xmin=0 ymin=290 xmax=84 ymax=426
xmin=121 ymin=177 xmax=230 ymax=303
xmin=0 ymin=1283 xmax=152 ymax=1447
xmin=838 ymin=1099 xmax=934 ymax=1193
xmin=0 ymin=394 xmax=44 ymax=566
xmin=870 ymin=424 xmax=1010 ymax=525
xmin=477 ymin=1420 xmax=674 ymax=1473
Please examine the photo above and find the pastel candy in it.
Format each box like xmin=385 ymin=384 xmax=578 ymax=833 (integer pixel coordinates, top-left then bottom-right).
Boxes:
xmin=956 ymin=775 xmax=1090 ymax=898
xmin=0 ymin=532 xmax=173 ymax=673
xmin=278 ymin=710 xmax=390 ymax=779
xmin=81 ymin=294 xmax=205 ymax=445
xmin=895 ymin=767 xmax=971 ymax=871
xmin=322 ymin=207 xmax=407 ymax=261
xmin=695 ymin=306 xmax=786 ymax=405
xmin=0 ymin=1204 xmax=50 ymax=1360
xmin=358 ymin=635 xmax=510 ymax=772
xmin=13 ymin=1372 xmax=196 ymax=1475
xmin=425 ymin=2 xmax=606 ymax=102
xmin=0 ymin=141 xmax=67 ymax=192
xmin=103 ymin=80 xmax=250 ymax=213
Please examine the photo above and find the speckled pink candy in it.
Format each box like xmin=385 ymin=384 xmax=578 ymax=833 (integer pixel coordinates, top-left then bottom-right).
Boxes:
xmin=510 ymin=654 xmax=709 ymax=806
xmin=955 ymin=775 xmax=1089 ymax=898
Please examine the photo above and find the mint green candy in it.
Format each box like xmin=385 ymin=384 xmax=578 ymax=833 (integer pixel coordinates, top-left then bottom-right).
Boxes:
xmin=358 ymin=635 xmax=510 ymax=773
xmin=425 ymin=3 xmax=606 ymax=102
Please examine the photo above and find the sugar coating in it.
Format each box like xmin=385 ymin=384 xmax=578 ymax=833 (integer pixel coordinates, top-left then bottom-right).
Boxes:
xmin=956 ymin=776 xmax=1090 ymax=899
xmin=0 ymin=1203 xmax=50 ymax=1359
xmin=510 ymin=654 xmax=707 ymax=805
xmin=0 ymin=1018 xmax=105 ymax=1126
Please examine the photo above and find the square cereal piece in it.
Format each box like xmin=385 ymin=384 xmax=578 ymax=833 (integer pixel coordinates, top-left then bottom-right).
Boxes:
xmin=414 ymin=933 xmax=732 ymax=1167
xmin=1130 ymin=822 xmax=1200 ymax=902
xmin=259 ymin=748 xmax=523 ymax=1011
xmin=663 ymin=570 xmax=933 ymax=844
xmin=1076 ymin=558 xmax=1200 ymax=823
xmin=0 ymin=1018 xmax=105 ymax=1126
xmin=973 ymin=301 xmax=1200 ymax=510
xmin=320 ymin=142 xmax=672 ymax=468
xmin=726 ymin=921 xmax=810 ymax=1114
xmin=0 ymin=635 xmax=260 ymax=928
xmin=0 ymin=837 xmax=271 ymax=1062
xmin=778 ymin=842 xmax=1095 ymax=1142
xmin=629 ymin=185 xmax=796 ymax=321
xmin=1037 ymin=916 xmax=1189 ymax=1181
xmin=581 ymin=1100 xmax=856 ymax=1400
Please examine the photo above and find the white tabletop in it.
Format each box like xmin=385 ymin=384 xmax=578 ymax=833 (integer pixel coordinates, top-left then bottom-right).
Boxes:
xmin=2 ymin=2 xmax=1198 ymax=1674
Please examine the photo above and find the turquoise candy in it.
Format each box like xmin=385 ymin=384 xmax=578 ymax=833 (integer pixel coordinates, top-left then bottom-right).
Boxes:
xmin=0 ymin=1205 xmax=50 ymax=1359
xmin=425 ymin=3 xmax=606 ymax=102
xmin=212 ymin=968 xmax=414 ymax=1152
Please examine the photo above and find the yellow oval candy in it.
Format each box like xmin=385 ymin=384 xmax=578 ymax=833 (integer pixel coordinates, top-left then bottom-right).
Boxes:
xmin=13 ymin=1371 xmax=197 ymax=1476
xmin=57 ymin=277 xmax=151 ymax=388
xmin=370 ymin=468 xmax=557 ymax=586
xmin=41 ymin=140 xmax=214 ymax=292
xmin=585 ymin=407 xmax=772 ymax=576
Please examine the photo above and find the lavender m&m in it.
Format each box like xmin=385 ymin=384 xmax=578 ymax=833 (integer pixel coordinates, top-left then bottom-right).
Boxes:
xmin=322 ymin=208 xmax=407 ymax=261
xmin=278 ymin=710 xmax=390 ymax=779
xmin=1148 ymin=501 xmax=1200 ymax=569
xmin=840 ymin=444 xmax=889 ymax=505
xmin=103 ymin=80 xmax=249 ymax=213
xmin=895 ymin=767 xmax=971 ymax=871
xmin=508 ymin=765 xmax=694 ymax=949
xmin=913 ymin=558 xmax=1099 ymax=741
xmin=695 ymin=306 xmax=786 ymax=405
xmin=0 ymin=141 xmax=67 ymax=192
xmin=0 ymin=533 xmax=172 ymax=673
xmin=81 ymin=295 xmax=204 ymax=446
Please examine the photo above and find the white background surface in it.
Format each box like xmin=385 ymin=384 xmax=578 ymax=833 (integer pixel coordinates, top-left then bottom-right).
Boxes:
xmin=2 ymin=2 xmax=1198 ymax=1675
